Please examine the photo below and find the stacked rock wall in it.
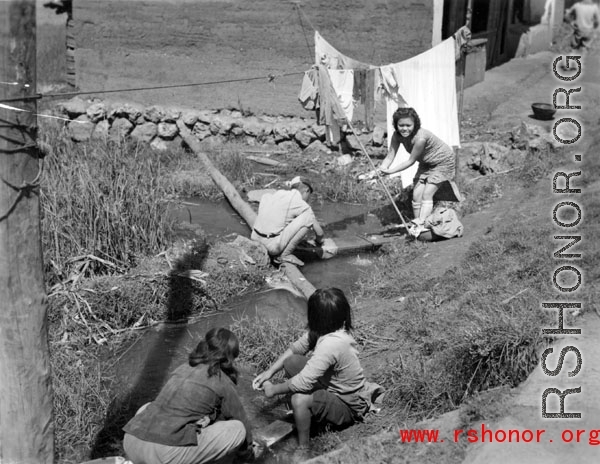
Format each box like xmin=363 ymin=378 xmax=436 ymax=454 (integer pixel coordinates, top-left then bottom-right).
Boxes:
xmin=51 ymin=97 xmax=388 ymax=157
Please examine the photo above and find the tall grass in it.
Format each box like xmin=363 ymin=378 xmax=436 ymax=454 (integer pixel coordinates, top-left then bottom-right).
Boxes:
xmin=230 ymin=315 xmax=306 ymax=372
xmin=211 ymin=146 xmax=257 ymax=185
xmin=40 ymin=123 xmax=175 ymax=283
xmin=51 ymin=348 xmax=113 ymax=464
xmin=300 ymin=166 xmax=404 ymax=205
xmin=162 ymin=144 xmax=263 ymax=199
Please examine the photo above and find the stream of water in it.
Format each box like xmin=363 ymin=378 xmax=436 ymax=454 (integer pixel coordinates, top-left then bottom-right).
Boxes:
xmin=111 ymin=197 xmax=388 ymax=461
xmin=170 ymin=197 xmax=390 ymax=294
xmin=109 ymin=289 xmax=303 ymax=462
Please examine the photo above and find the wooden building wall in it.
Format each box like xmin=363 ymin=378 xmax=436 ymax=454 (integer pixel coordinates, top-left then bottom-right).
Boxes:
xmin=442 ymin=0 xmax=562 ymax=69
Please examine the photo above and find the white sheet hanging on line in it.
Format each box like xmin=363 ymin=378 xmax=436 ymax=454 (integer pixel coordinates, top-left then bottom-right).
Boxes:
xmin=327 ymin=69 xmax=354 ymax=121
xmin=314 ymin=31 xmax=371 ymax=69
xmin=383 ymin=37 xmax=460 ymax=188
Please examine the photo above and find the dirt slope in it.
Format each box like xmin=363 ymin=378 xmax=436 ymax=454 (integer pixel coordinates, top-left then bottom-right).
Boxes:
xmin=302 ymin=44 xmax=600 ymax=464
xmin=68 ymin=0 xmax=433 ymax=115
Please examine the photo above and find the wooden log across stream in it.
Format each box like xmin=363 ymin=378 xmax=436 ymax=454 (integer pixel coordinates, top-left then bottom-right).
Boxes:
xmin=176 ymin=121 xmax=404 ymax=298
xmin=176 ymin=120 xmax=318 ymax=298
xmin=176 ymin=121 xmax=258 ymax=229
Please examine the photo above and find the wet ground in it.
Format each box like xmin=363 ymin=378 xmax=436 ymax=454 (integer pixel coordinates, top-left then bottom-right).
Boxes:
xmin=170 ymin=196 xmax=395 ymax=296
xmin=111 ymin=288 xmax=306 ymax=463
xmin=113 ymin=287 xmax=307 ymax=392
xmin=171 ymin=196 xmax=394 ymax=243
xmin=111 ymin=196 xmax=391 ymax=461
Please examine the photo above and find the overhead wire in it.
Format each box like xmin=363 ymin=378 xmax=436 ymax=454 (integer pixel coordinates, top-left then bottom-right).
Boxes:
xmin=2 ymin=3 xmax=412 ymax=231
xmin=0 ymin=70 xmax=306 ymax=106
xmin=0 ymin=4 xmax=317 ymax=106
xmin=0 ymin=4 xmax=314 ymax=222
xmin=0 ymin=5 xmax=318 ymax=106
xmin=294 ymin=2 xmax=318 ymax=33
xmin=293 ymin=3 xmax=314 ymax=63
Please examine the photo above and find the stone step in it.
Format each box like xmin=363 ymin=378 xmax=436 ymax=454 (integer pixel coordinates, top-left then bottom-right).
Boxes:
xmin=254 ymin=419 xmax=295 ymax=448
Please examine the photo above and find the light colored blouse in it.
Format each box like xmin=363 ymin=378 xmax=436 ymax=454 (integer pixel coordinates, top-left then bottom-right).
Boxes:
xmin=288 ymin=329 xmax=366 ymax=396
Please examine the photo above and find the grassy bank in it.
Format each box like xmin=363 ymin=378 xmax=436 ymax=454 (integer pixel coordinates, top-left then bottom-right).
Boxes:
xmin=39 ymin=123 xmax=272 ymax=462
xmin=231 ymin=315 xmax=305 ymax=371
xmin=353 ymin=157 xmax=561 ymax=421
xmin=40 ymin=117 xmax=597 ymax=462
xmin=354 ymin=142 xmax=598 ymax=424
xmin=303 ymin=142 xmax=600 ymax=463
xmin=40 ymin=123 xmax=176 ymax=284
xmin=360 ymin=226 xmax=552 ymax=417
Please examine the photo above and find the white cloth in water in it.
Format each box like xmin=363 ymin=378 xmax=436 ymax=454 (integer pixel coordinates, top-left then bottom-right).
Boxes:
xmin=285 ymin=176 xmax=303 ymax=188
xmin=381 ymin=38 xmax=460 ymax=188
xmin=320 ymin=238 xmax=338 ymax=259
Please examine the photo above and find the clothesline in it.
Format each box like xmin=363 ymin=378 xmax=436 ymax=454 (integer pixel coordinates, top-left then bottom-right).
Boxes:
xmin=0 ymin=102 xmax=86 ymax=123
xmin=298 ymin=29 xmax=467 ymax=187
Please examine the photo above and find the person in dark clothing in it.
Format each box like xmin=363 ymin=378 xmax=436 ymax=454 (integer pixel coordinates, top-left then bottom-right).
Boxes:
xmin=123 ymin=328 xmax=259 ymax=464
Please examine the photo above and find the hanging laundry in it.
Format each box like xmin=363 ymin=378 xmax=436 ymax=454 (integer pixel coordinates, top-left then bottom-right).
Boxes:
xmin=353 ymin=69 xmax=366 ymax=104
xmin=314 ymin=31 xmax=370 ymax=70
xmin=298 ymin=68 xmax=319 ymax=111
xmin=327 ymin=69 xmax=354 ymax=121
xmin=453 ymin=26 xmax=472 ymax=61
xmin=378 ymin=65 xmax=397 ymax=99
xmin=350 ymin=68 xmax=375 ymax=129
xmin=364 ymin=68 xmax=376 ymax=130
xmin=382 ymin=38 xmax=460 ymax=188
xmin=378 ymin=66 xmax=407 ymax=105
xmin=297 ymin=31 xmax=378 ymax=133
xmin=304 ymin=31 xmax=461 ymax=145
xmin=317 ymin=65 xmax=348 ymax=145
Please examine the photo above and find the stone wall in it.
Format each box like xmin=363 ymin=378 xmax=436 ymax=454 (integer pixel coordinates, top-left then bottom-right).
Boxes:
xmin=53 ymin=97 xmax=388 ymax=158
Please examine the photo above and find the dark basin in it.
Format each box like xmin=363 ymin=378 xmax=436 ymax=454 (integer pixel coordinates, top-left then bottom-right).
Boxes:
xmin=531 ymin=103 xmax=556 ymax=120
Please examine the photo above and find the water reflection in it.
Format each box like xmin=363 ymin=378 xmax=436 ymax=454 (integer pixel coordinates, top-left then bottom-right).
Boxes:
xmin=109 ymin=290 xmax=305 ymax=425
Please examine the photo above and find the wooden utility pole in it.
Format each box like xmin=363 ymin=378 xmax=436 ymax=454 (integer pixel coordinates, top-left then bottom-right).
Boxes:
xmin=0 ymin=1 xmax=54 ymax=463
xmin=458 ymin=0 xmax=473 ymax=120
xmin=455 ymin=0 xmax=474 ymax=189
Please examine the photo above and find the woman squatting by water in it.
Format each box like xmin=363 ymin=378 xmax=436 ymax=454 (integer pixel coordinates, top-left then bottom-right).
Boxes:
xmin=122 ymin=327 xmax=261 ymax=464
xmin=378 ymin=107 xmax=456 ymax=237
xmin=253 ymin=287 xmax=383 ymax=461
